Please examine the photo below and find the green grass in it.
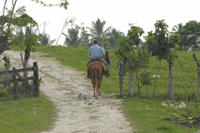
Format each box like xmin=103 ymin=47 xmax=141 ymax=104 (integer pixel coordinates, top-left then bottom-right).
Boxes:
xmin=0 ymin=93 xmax=55 ymax=133
xmin=124 ymin=97 xmax=195 ymax=133
xmin=0 ymin=65 xmax=55 ymax=133
xmin=13 ymin=45 xmax=200 ymax=133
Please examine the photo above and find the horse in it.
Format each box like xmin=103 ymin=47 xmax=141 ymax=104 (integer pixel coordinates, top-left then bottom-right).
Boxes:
xmin=87 ymin=51 xmax=110 ymax=98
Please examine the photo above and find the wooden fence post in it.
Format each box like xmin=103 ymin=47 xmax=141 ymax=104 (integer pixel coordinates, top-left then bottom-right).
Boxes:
xmin=13 ymin=67 xmax=17 ymax=100
xmin=119 ymin=61 xmax=125 ymax=97
xmin=193 ymin=54 xmax=200 ymax=96
xmin=33 ymin=62 xmax=39 ymax=96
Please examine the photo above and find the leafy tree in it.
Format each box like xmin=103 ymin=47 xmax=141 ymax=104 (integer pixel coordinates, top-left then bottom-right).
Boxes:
xmin=146 ymin=20 xmax=169 ymax=61
xmin=167 ymin=32 xmax=179 ymax=99
xmin=116 ymin=35 xmax=128 ymax=96
xmin=146 ymin=20 xmax=179 ymax=99
xmin=11 ymin=28 xmax=24 ymax=46
xmin=6 ymin=6 xmax=38 ymax=48
xmin=116 ymin=25 xmax=149 ymax=96
xmin=23 ymin=26 xmax=39 ymax=65
xmin=0 ymin=0 xmax=68 ymax=54
xmin=145 ymin=20 xmax=169 ymax=97
xmin=140 ymin=71 xmax=151 ymax=98
xmin=128 ymin=49 xmax=149 ymax=95
xmin=126 ymin=25 xmax=146 ymax=96
xmin=0 ymin=0 xmax=18 ymax=54
xmin=30 ymin=0 xmax=68 ymax=9
xmin=179 ymin=21 xmax=200 ymax=50
xmin=17 ymin=25 xmax=39 ymax=78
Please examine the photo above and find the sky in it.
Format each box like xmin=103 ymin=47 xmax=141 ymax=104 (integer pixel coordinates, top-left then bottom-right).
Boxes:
xmin=1 ymin=0 xmax=200 ymax=45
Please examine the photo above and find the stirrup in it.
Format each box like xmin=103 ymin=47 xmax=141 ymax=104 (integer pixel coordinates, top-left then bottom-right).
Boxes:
xmin=104 ymin=71 xmax=110 ymax=78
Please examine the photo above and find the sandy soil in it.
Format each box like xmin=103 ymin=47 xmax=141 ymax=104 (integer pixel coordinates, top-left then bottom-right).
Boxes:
xmin=2 ymin=50 xmax=134 ymax=133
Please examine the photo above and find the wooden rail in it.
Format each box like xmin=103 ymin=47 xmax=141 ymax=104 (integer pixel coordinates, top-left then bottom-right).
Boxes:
xmin=0 ymin=62 xmax=39 ymax=101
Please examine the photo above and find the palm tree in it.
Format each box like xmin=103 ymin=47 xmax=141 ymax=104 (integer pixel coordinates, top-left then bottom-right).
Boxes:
xmin=63 ymin=26 xmax=80 ymax=47
xmin=79 ymin=26 xmax=90 ymax=47
xmin=107 ymin=28 xmax=124 ymax=48
xmin=88 ymin=18 xmax=111 ymax=43
xmin=172 ymin=23 xmax=183 ymax=33
xmin=39 ymin=33 xmax=55 ymax=46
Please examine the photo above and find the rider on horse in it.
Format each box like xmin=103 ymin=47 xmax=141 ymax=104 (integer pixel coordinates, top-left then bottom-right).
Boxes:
xmin=87 ymin=40 xmax=110 ymax=78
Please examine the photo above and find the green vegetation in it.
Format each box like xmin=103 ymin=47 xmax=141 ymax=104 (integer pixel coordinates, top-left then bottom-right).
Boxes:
xmin=0 ymin=94 xmax=55 ymax=133
xmin=124 ymin=97 xmax=195 ymax=133
xmin=0 ymin=66 xmax=55 ymax=133
xmin=2 ymin=0 xmax=200 ymax=132
xmin=32 ymin=45 xmax=200 ymax=133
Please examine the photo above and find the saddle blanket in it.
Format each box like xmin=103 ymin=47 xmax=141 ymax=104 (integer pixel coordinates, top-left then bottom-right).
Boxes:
xmin=87 ymin=61 xmax=107 ymax=71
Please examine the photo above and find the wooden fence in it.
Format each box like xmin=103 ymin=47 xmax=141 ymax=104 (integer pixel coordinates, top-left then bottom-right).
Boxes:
xmin=0 ymin=62 xmax=39 ymax=101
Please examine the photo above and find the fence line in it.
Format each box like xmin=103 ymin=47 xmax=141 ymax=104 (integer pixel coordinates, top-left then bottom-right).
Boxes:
xmin=0 ymin=62 xmax=39 ymax=102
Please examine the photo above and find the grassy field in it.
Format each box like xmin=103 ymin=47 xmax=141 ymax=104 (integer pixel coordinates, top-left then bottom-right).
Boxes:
xmin=13 ymin=45 xmax=200 ymax=133
xmin=0 ymin=94 xmax=55 ymax=133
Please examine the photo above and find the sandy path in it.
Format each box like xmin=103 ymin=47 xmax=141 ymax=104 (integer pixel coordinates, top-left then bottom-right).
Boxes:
xmin=3 ymin=50 xmax=133 ymax=133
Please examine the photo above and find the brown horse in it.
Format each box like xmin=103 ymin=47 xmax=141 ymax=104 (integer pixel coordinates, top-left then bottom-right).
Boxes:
xmin=87 ymin=51 xmax=110 ymax=98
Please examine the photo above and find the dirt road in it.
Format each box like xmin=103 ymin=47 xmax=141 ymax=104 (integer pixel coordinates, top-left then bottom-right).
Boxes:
xmin=3 ymin=51 xmax=133 ymax=133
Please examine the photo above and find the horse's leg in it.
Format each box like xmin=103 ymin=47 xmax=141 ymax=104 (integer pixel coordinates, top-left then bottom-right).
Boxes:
xmin=92 ymin=79 xmax=96 ymax=97
xmin=99 ymin=82 xmax=101 ymax=96
xmin=96 ymin=80 xmax=100 ymax=97
xmin=96 ymin=80 xmax=99 ymax=99
xmin=94 ymin=79 xmax=99 ymax=99
xmin=93 ymin=79 xmax=98 ymax=98
xmin=93 ymin=87 xmax=96 ymax=97
xmin=98 ymin=74 xmax=103 ymax=96
xmin=98 ymin=79 xmax=102 ymax=96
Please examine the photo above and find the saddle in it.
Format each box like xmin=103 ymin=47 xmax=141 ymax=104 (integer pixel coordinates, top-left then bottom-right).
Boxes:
xmin=87 ymin=61 xmax=107 ymax=72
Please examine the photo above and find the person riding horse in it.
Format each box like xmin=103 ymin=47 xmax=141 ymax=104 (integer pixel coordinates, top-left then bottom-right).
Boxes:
xmin=87 ymin=40 xmax=110 ymax=78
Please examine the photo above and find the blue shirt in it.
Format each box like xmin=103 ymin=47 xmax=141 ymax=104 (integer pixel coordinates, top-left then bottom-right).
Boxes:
xmin=88 ymin=44 xmax=105 ymax=59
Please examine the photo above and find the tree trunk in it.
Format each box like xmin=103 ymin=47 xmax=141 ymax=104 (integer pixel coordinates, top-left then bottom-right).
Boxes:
xmin=0 ymin=0 xmax=18 ymax=55
xmin=23 ymin=46 xmax=31 ymax=77
xmin=128 ymin=66 xmax=134 ymax=96
xmin=0 ymin=35 xmax=9 ymax=54
xmin=168 ymin=59 xmax=174 ymax=100
xmin=56 ymin=21 xmax=66 ymax=45
xmin=136 ymin=71 xmax=141 ymax=95
xmin=119 ymin=61 xmax=125 ymax=97
xmin=152 ymin=61 xmax=161 ymax=98
xmin=198 ymin=70 xmax=200 ymax=95
xmin=24 ymin=46 xmax=30 ymax=67
xmin=7 ymin=0 xmax=18 ymax=31
xmin=193 ymin=54 xmax=200 ymax=95
xmin=1 ymin=0 xmax=8 ymax=31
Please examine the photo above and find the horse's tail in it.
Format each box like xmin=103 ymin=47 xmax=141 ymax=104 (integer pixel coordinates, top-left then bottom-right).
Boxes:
xmin=91 ymin=65 xmax=101 ymax=89
xmin=91 ymin=66 xmax=100 ymax=80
